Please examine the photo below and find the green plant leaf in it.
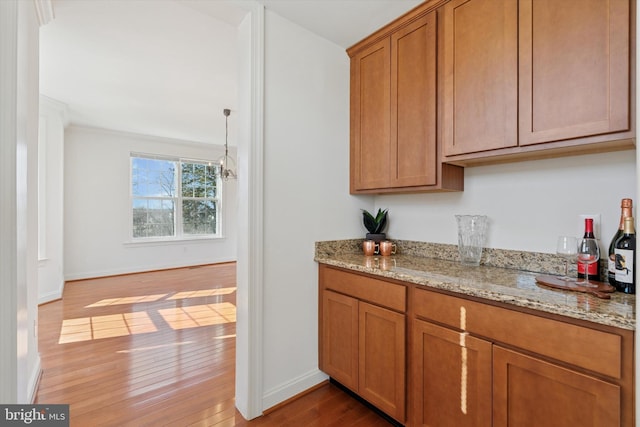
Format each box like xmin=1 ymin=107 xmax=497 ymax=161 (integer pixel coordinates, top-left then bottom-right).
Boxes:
xmin=374 ymin=209 xmax=388 ymax=233
xmin=362 ymin=209 xmax=377 ymax=233
xmin=362 ymin=208 xmax=388 ymax=234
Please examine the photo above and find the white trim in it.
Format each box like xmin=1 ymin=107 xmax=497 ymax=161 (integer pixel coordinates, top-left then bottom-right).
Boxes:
xmin=235 ymin=1 xmax=265 ymax=420
xmin=123 ymin=235 xmax=226 ymax=246
xmin=27 ymin=356 xmax=41 ymax=403
xmin=0 ymin=0 xmax=19 ymax=404
xmin=63 ymin=257 xmax=236 ymax=282
xmin=37 ymin=119 xmax=47 ymax=260
xmin=39 ymin=95 xmax=69 ymax=127
xmin=262 ymin=369 xmax=328 ymax=412
xmin=247 ymin=2 xmax=265 ymax=418
xmin=67 ymin=123 xmax=236 ymax=150
xmin=33 ymin=0 xmax=53 ymax=26
xmin=38 ymin=290 xmax=62 ymax=305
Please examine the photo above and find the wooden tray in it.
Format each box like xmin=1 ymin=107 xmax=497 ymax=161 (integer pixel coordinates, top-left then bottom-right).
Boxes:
xmin=535 ymin=275 xmax=616 ymax=299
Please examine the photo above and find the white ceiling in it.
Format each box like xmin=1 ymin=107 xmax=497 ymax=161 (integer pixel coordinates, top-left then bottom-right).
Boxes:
xmin=40 ymin=0 xmax=422 ymax=145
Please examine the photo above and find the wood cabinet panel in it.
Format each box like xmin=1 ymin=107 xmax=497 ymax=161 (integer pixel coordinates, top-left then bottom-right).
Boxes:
xmin=493 ymin=346 xmax=621 ymax=427
xmin=321 ymin=290 xmax=359 ymax=391
xmin=519 ymin=0 xmax=630 ymax=145
xmin=442 ymin=0 xmax=518 ymax=156
xmin=440 ymin=0 xmax=633 ymax=165
xmin=412 ymin=287 xmax=623 ymax=379
xmin=319 ymin=266 xmax=407 ymax=423
xmin=351 ymin=38 xmax=391 ymax=191
xmin=359 ymin=302 xmax=406 ymax=421
xmin=411 ymin=319 xmax=492 ymax=427
xmin=320 ymin=265 xmax=633 ymax=427
xmin=391 ymin=13 xmax=437 ymax=187
xmin=349 ymin=7 xmax=464 ymax=194
xmin=322 ymin=265 xmax=406 ymax=312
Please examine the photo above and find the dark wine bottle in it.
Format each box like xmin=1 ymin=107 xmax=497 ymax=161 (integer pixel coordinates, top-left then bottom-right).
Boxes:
xmin=614 ymin=216 xmax=636 ymax=294
xmin=577 ymin=218 xmax=600 ymax=281
xmin=608 ymin=198 xmax=633 ymax=290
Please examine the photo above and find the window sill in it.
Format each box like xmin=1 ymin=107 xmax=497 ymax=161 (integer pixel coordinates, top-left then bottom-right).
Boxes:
xmin=124 ymin=235 xmax=225 ymax=247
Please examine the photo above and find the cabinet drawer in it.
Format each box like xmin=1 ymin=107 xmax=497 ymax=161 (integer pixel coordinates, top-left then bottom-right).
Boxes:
xmin=321 ymin=266 xmax=406 ymax=312
xmin=412 ymin=287 xmax=621 ymax=379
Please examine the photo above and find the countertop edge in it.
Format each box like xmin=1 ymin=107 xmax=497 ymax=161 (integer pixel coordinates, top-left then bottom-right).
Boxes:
xmin=316 ymin=256 xmax=636 ymax=331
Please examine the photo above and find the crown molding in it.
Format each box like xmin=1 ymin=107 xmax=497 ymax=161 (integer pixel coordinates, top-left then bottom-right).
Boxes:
xmin=33 ymin=0 xmax=54 ymax=26
xmin=39 ymin=95 xmax=69 ymax=127
xmin=66 ymin=124 xmax=233 ymax=155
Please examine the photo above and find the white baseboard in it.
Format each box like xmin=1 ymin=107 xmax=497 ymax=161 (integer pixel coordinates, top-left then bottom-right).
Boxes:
xmin=64 ymin=257 xmax=236 ymax=281
xmin=38 ymin=290 xmax=62 ymax=305
xmin=261 ymin=368 xmax=328 ymax=412
xmin=27 ymin=355 xmax=41 ymax=403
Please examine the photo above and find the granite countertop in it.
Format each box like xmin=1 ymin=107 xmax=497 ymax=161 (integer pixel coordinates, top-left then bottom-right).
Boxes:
xmin=315 ymin=240 xmax=636 ymax=331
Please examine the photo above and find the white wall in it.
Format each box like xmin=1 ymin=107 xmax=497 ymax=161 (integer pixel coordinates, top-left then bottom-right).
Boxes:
xmin=38 ymin=96 xmax=66 ymax=303
xmin=376 ymin=150 xmax=636 ymax=253
xmin=64 ymin=126 xmax=237 ymax=280
xmin=260 ymin=10 xmax=368 ymax=409
xmin=257 ymin=7 xmax=636 ymax=414
xmin=0 ymin=0 xmax=41 ymax=403
xmin=22 ymin=0 xmax=41 ymax=399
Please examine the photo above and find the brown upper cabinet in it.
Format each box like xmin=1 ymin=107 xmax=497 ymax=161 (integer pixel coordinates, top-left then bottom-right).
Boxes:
xmin=349 ymin=10 xmax=464 ymax=194
xmin=519 ymin=0 xmax=629 ymax=145
xmin=442 ymin=0 xmax=518 ymax=156
xmin=349 ymin=0 xmax=634 ymax=188
xmin=442 ymin=0 xmax=634 ymax=164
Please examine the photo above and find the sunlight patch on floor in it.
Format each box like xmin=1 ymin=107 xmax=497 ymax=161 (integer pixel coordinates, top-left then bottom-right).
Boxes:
xmin=59 ymin=312 xmax=157 ymax=344
xmin=85 ymin=294 xmax=168 ymax=308
xmin=159 ymin=302 xmax=236 ymax=329
xmin=61 ymin=288 xmax=237 ymax=343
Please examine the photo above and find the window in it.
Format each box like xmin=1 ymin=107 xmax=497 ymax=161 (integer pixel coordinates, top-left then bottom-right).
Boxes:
xmin=131 ymin=154 xmax=221 ymax=240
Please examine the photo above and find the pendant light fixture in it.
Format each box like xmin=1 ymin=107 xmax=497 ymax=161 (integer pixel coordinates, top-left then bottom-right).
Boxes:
xmin=218 ymin=108 xmax=237 ymax=181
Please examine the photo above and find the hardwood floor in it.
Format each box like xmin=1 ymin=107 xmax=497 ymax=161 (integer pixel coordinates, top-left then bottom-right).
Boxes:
xmin=35 ymin=263 xmax=392 ymax=426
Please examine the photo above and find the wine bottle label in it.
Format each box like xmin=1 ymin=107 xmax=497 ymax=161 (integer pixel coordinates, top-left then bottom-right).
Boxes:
xmin=608 ymin=255 xmax=616 ymax=275
xmin=614 ymin=248 xmax=634 ymax=284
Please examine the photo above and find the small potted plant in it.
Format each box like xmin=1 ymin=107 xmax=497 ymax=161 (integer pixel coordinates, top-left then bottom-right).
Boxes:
xmin=362 ymin=208 xmax=388 ymax=242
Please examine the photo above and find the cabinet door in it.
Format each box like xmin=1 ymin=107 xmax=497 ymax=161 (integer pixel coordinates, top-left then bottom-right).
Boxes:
xmin=321 ymin=290 xmax=358 ymax=391
xmin=391 ymin=12 xmax=437 ymax=187
xmin=411 ymin=319 xmax=492 ymax=427
xmin=519 ymin=0 xmax=629 ymax=145
xmin=442 ymin=0 xmax=518 ymax=156
xmin=359 ymin=301 xmax=405 ymax=422
xmin=493 ymin=346 xmax=621 ymax=427
xmin=350 ymin=38 xmax=391 ymax=191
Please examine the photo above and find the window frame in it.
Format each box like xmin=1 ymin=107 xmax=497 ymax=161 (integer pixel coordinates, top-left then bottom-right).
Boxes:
xmin=129 ymin=153 xmax=223 ymax=243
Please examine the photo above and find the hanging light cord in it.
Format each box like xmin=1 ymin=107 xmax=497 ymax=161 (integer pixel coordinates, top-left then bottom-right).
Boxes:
xmin=219 ymin=108 xmax=236 ymax=181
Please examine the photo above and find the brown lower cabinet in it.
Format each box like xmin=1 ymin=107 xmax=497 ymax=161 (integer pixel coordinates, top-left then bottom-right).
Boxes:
xmin=411 ymin=319 xmax=492 ymax=426
xmin=318 ymin=264 xmax=635 ymax=427
xmin=493 ymin=347 xmax=621 ymax=427
xmin=319 ymin=266 xmax=407 ymax=423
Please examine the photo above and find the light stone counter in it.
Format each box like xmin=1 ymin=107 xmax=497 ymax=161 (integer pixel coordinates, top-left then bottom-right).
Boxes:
xmin=315 ymin=239 xmax=636 ymax=330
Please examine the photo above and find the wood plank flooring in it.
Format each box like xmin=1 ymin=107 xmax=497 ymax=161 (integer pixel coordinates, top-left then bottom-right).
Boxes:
xmin=35 ymin=263 xmax=392 ymax=426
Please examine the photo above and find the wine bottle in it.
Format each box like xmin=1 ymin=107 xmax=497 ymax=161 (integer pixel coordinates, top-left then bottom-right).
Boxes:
xmin=614 ymin=216 xmax=636 ymax=294
xmin=577 ymin=218 xmax=601 ymax=281
xmin=608 ymin=198 xmax=633 ymax=289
